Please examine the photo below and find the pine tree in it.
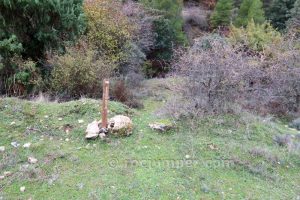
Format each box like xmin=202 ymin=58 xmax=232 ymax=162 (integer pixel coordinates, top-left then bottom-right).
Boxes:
xmin=235 ymin=0 xmax=265 ymax=27
xmin=210 ymin=0 xmax=234 ymax=28
xmin=267 ymin=0 xmax=296 ymax=30
xmin=287 ymin=0 xmax=300 ymax=31
xmin=0 ymin=0 xmax=86 ymax=61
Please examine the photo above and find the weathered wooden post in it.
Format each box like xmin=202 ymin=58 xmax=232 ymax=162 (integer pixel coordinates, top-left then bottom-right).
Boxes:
xmin=101 ymin=79 xmax=109 ymax=130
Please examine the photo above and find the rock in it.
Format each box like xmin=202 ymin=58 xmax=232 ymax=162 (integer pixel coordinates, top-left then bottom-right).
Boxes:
xmin=0 ymin=146 xmax=5 ymax=152
xmin=20 ymin=186 xmax=26 ymax=192
xmin=23 ymin=143 xmax=31 ymax=148
xmin=78 ymin=119 xmax=84 ymax=124
xmin=149 ymin=121 xmax=174 ymax=132
xmin=28 ymin=157 xmax=38 ymax=164
xmin=3 ymin=171 xmax=12 ymax=177
xmin=11 ymin=141 xmax=20 ymax=148
xmin=108 ymin=115 xmax=133 ymax=136
xmin=289 ymin=118 xmax=300 ymax=130
xmin=85 ymin=120 xmax=100 ymax=139
xmin=99 ymin=133 xmax=106 ymax=140
xmin=0 ymin=176 xmax=4 ymax=180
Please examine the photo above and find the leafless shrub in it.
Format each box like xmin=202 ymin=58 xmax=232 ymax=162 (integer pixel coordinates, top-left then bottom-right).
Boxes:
xmin=167 ymin=35 xmax=300 ymax=119
xmin=122 ymin=0 xmax=156 ymax=54
xmin=111 ymin=78 xmax=144 ymax=109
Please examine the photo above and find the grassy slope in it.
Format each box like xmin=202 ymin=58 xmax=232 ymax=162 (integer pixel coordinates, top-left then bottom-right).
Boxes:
xmin=0 ymin=79 xmax=300 ymax=199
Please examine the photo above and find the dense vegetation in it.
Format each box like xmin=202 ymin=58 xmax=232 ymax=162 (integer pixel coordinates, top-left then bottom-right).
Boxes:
xmin=0 ymin=0 xmax=300 ymax=199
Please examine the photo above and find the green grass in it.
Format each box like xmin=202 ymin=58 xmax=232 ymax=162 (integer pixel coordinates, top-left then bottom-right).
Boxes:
xmin=0 ymin=81 xmax=300 ymax=199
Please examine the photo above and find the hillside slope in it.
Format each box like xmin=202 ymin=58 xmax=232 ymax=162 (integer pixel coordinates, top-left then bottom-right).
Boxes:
xmin=0 ymin=79 xmax=300 ymax=199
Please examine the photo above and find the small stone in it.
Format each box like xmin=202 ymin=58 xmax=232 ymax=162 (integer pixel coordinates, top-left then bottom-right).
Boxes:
xmin=0 ymin=146 xmax=5 ymax=152
xmin=99 ymin=133 xmax=106 ymax=140
xmin=65 ymin=138 xmax=70 ymax=142
xmin=0 ymin=176 xmax=5 ymax=180
xmin=185 ymin=155 xmax=191 ymax=159
xmin=28 ymin=157 xmax=38 ymax=164
xmin=78 ymin=119 xmax=84 ymax=124
xmin=85 ymin=121 xmax=100 ymax=139
xmin=58 ymin=117 xmax=63 ymax=121
xmin=4 ymin=171 xmax=12 ymax=177
xmin=10 ymin=121 xmax=16 ymax=125
xmin=11 ymin=142 xmax=20 ymax=148
xmin=149 ymin=121 xmax=174 ymax=132
xmin=23 ymin=143 xmax=31 ymax=148
xmin=20 ymin=186 xmax=26 ymax=192
xmin=44 ymin=115 xmax=49 ymax=118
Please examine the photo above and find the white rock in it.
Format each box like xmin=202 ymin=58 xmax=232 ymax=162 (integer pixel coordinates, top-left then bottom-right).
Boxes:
xmin=11 ymin=142 xmax=20 ymax=148
xmin=20 ymin=186 xmax=26 ymax=192
xmin=85 ymin=120 xmax=100 ymax=139
xmin=23 ymin=143 xmax=31 ymax=148
xmin=99 ymin=133 xmax=106 ymax=140
xmin=44 ymin=115 xmax=49 ymax=118
xmin=58 ymin=117 xmax=63 ymax=121
xmin=185 ymin=155 xmax=191 ymax=159
xmin=0 ymin=176 xmax=5 ymax=180
xmin=149 ymin=122 xmax=173 ymax=132
xmin=78 ymin=119 xmax=84 ymax=124
xmin=10 ymin=121 xmax=16 ymax=125
xmin=28 ymin=157 xmax=38 ymax=164
xmin=0 ymin=146 xmax=5 ymax=152
xmin=3 ymin=171 xmax=12 ymax=177
xmin=108 ymin=115 xmax=133 ymax=136
xmin=65 ymin=138 xmax=70 ymax=142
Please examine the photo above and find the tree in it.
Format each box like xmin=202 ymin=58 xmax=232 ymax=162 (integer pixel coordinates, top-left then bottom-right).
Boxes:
xmin=235 ymin=0 xmax=265 ymax=27
xmin=141 ymin=0 xmax=186 ymax=59
xmin=210 ymin=0 xmax=234 ymax=28
xmin=287 ymin=0 xmax=300 ymax=31
xmin=0 ymin=0 xmax=86 ymax=61
xmin=267 ymin=0 xmax=296 ymax=30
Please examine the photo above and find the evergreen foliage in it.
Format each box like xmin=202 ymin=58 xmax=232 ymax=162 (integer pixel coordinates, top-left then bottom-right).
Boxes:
xmin=0 ymin=0 xmax=86 ymax=61
xmin=267 ymin=0 xmax=296 ymax=30
xmin=235 ymin=0 xmax=265 ymax=27
xmin=210 ymin=0 xmax=234 ymax=28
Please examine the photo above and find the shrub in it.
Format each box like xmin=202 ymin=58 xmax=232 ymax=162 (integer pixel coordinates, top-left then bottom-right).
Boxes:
xmin=141 ymin=0 xmax=186 ymax=65
xmin=229 ymin=20 xmax=282 ymax=52
xmin=49 ymin=43 xmax=114 ymax=98
xmin=210 ymin=0 xmax=233 ymax=28
xmin=169 ymin=35 xmax=300 ymax=118
xmin=84 ymin=0 xmax=134 ymax=65
xmin=2 ymin=56 xmax=43 ymax=96
xmin=267 ymin=0 xmax=296 ymax=30
xmin=111 ymin=78 xmax=144 ymax=109
xmin=235 ymin=0 xmax=265 ymax=27
xmin=287 ymin=0 xmax=300 ymax=36
xmin=0 ymin=0 xmax=85 ymax=60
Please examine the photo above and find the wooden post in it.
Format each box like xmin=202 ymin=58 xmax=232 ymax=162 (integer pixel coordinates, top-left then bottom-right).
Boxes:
xmin=101 ymin=79 xmax=109 ymax=129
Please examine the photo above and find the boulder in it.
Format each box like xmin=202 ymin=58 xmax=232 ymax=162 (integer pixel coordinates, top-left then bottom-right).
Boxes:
xmin=108 ymin=115 xmax=133 ymax=136
xmin=85 ymin=120 xmax=100 ymax=139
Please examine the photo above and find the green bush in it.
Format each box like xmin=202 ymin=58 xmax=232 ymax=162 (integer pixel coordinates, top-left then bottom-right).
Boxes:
xmin=141 ymin=0 xmax=186 ymax=61
xmin=0 ymin=0 xmax=86 ymax=61
xmin=229 ymin=20 xmax=282 ymax=52
xmin=235 ymin=0 xmax=265 ymax=27
xmin=49 ymin=43 xmax=115 ymax=98
xmin=267 ymin=0 xmax=296 ymax=30
xmin=3 ymin=56 xmax=43 ymax=96
xmin=84 ymin=0 xmax=133 ymax=66
xmin=210 ymin=0 xmax=234 ymax=28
